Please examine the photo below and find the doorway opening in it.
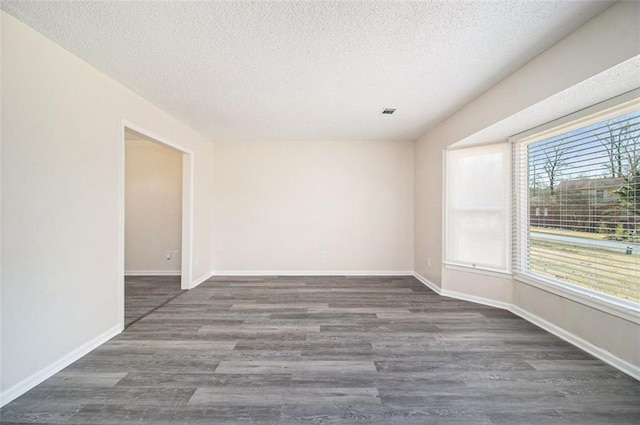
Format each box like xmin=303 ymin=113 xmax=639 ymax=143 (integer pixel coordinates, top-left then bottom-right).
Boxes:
xmin=120 ymin=123 xmax=194 ymax=329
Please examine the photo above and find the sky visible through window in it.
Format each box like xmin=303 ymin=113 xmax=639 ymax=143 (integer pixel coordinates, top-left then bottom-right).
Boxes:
xmin=529 ymin=110 xmax=640 ymax=185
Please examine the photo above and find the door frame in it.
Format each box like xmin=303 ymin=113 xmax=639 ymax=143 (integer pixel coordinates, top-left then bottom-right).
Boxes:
xmin=118 ymin=120 xmax=194 ymax=329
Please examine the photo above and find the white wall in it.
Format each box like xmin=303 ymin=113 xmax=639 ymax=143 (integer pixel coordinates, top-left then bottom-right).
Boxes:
xmin=414 ymin=1 xmax=640 ymax=368
xmin=1 ymin=11 xmax=214 ymax=402
xmin=125 ymin=138 xmax=182 ymax=274
xmin=212 ymin=140 xmax=414 ymax=274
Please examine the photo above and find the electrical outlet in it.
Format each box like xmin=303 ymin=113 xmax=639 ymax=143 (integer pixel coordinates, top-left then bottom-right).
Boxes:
xmin=320 ymin=249 xmax=327 ymax=258
xmin=171 ymin=250 xmax=179 ymax=259
xmin=165 ymin=251 xmax=172 ymax=261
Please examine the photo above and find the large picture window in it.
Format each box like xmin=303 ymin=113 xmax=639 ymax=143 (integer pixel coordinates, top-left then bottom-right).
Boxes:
xmin=513 ymin=104 xmax=639 ymax=306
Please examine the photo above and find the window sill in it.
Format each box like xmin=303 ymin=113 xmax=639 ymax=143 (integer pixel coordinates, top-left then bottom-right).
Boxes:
xmin=444 ymin=262 xmax=512 ymax=279
xmin=513 ymin=272 xmax=640 ymax=325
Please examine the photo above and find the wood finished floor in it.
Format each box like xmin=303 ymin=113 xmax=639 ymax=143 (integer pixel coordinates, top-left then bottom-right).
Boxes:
xmin=124 ymin=276 xmax=184 ymax=327
xmin=1 ymin=276 xmax=639 ymax=424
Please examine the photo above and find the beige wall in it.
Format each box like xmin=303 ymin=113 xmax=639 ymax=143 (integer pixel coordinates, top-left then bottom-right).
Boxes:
xmin=513 ymin=282 xmax=639 ymax=366
xmin=125 ymin=139 xmax=182 ymax=273
xmin=1 ymin=11 xmax=214 ymax=398
xmin=442 ymin=268 xmax=513 ymax=305
xmin=212 ymin=140 xmax=414 ymax=273
xmin=414 ymin=1 xmax=640 ymax=366
xmin=2 ymin=0 xmax=639 ymax=406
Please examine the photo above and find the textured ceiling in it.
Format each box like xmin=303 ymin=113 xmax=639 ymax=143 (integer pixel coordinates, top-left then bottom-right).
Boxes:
xmin=2 ymin=1 xmax=614 ymax=142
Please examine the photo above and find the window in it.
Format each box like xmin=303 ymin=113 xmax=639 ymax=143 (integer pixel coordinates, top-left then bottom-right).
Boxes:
xmin=445 ymin=143 xmax=510 ymax=272
xmin=513 ymin=102 xmax=639 ymax=307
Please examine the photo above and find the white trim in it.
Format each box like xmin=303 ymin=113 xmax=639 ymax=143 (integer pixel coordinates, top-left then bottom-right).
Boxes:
xmin=190 ymin=271 xmax=214 ymax=289
xmin=123 ymin=122 xmax=195 ymax=156
xmin=415 ymin=272 xmax=511 ymax=310
xmin=509 ymin=305 xmax=640 ymax=381
xmin=514 ymin=273 xmax=640 ymax=325
xmin=124 ymin=270 xmax=181 ymax=276
xmin=121 ymin=120 xmax=195 ymax=318
xmin=118 ymin=121 xmax=126 ymax=331
xmin=0 ymin=324 xmax=121 ymax=407
xmin=441 ymin=288 xmax=511 ymax=311
xmin=441 ymin=148 xmax=447 ymax=264
xmin=413 ymin=272 xmax=442 ymax=294
xmin=180 ymin=152 xmax=194 ymax=290
xmin=211 ymin=270 xmax=415 ymax=277
xmin=444 ymin=262 xmax=513 ymax=280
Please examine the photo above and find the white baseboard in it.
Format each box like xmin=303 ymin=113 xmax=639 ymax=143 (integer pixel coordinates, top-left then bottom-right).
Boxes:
xmin=441 ymin=289 xmax=512 ymax=311
xmin=190 ymin=271 xmax=214 ymax=289
xmin=413 ymin=272 xmax=442 ymax=294
xmin=0 ymin=324 xmax=121 ymax=407
xmin=414 ymin=272 xmax=509 ymax=309
xmin=125 ymin=270 xmax=180 ymax=276
xmin=412 ymin=272 xmax=639 ymax=381
xmin=509 ymin=305 xmax=640 ymax=381
xmin=211 ymin=270 xmax=414 ymax=277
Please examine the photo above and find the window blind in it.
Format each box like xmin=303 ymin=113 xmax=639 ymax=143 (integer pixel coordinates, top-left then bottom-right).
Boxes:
xmin=512 ymin=109 xmax=639 ymax=304
xmin=446 ymin=143 xmax=510 ymax=271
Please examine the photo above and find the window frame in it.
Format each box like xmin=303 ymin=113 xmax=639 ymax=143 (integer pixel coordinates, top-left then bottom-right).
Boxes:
xmin=444 ymin=141 xmax=512 ymax=275
xmin=510 ymin=90 xmax=640 ymax=324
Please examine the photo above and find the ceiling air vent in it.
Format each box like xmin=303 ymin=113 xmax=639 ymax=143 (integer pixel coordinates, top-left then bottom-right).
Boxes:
xmin=382 ymin=108 xmax=396 ymax=115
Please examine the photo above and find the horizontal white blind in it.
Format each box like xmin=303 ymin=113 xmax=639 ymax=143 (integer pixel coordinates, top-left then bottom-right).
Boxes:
xmin=513 ymin=109 xmax=639 ymax=303
xmin=446 ymin=143 xmax=510 ymax=271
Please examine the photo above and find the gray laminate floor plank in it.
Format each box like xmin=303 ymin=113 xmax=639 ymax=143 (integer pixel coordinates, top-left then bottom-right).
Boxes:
xmin=1 ymin=275 xmax=638 ymax=425
xmin=124 ymin=276 xmax=185 ymax=327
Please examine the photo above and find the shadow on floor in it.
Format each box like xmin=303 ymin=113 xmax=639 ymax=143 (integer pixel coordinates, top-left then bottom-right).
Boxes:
xmin=125 ymin=275 xmax=184 ymax=327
